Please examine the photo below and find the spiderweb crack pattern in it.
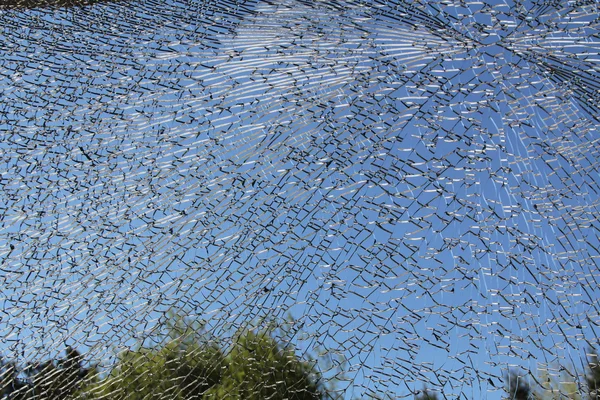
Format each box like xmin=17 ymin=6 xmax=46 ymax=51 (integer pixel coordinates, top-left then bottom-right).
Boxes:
xmin=1 ymin=0 xmax=599 ymax=398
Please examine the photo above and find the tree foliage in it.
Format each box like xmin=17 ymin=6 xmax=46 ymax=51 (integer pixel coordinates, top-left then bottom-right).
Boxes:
xmin=503 ymin=349 xmax=600 ymax=400
xmin=87 ymin=340 xmax=226 ymax=400
xmin=0 ymin=347 xmax=92 ymax=400
xmin=0 ymin=315 xmax=330 ymax=400
xmin=203 ymin=329 xmax=323 ymax=400
xmin=82 ymin=315 xmax=328 ymax=400
xmin=586 ymin=348 xmax=600 ymax=400
xmin=88 ymin=314 xmax=226 ymax=400
xmin=5 ymin=319 xmax=600 ymax=400
xmin=505 ymin=370 xmax=536 ymax=400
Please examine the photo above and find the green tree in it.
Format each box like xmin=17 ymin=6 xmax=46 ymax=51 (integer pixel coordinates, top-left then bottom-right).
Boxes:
xmin=536 ymin=365 xmax=581 ymax=400
xmin=505 ymin=370 xmax=536 ymax=400
xmin=0 ymin=347 xmax=92 ymax=400
xmin=86 ymin=317 xmax=225 ymax=400
xmin=586 ymin=348 xmax=600 ymax=400
xmin=0 ymin=358 xmax=28 ymax=399
xmin=84 ymin=314 xmax=332 ymax=400
xmin=86 ymin=343 xmax=225 ymax=400
xmin=27 ymin=347 xmax=92 ymax=400
xmin=204 ymin=328 xmax=324 ymax=400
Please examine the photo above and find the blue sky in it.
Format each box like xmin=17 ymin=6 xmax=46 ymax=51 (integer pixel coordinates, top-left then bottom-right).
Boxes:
xmin=1 ymin=0 xmax=600 ymax=399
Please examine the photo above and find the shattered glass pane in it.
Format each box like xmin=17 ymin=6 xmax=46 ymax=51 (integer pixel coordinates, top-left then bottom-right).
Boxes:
xmin=0 ymin=0 xmax=599 ymax=398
